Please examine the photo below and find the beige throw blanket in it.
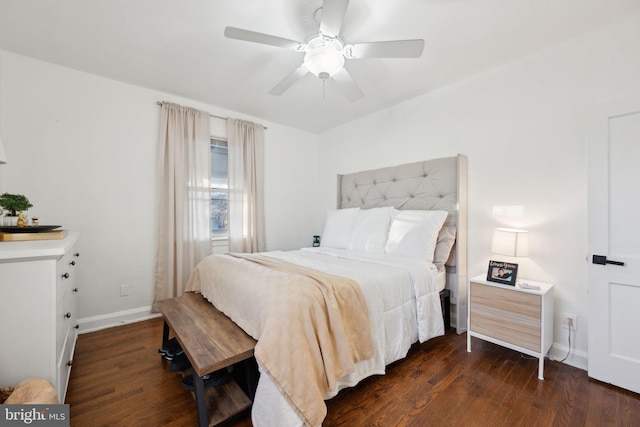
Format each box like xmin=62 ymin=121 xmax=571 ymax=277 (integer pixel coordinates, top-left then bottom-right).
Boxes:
xmin=186 ymin=253 xmax=375 ymax=427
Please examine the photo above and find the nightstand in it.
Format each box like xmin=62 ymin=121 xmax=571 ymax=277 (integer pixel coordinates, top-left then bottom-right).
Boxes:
xmin=467 ymin=274 xmax=553 ymax=380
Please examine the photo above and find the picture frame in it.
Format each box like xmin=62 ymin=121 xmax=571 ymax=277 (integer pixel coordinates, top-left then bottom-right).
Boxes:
xmin=486 ymin=260 xmax=518 ymax=285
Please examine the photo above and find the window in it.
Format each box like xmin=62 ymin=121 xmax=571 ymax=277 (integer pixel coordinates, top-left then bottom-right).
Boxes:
xmin=210 ymin=138 xmax=228 ymax=239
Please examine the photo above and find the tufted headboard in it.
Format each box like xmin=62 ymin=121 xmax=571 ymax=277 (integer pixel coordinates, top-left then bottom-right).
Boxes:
xmin=337 ymin=155 xmax=468 ymax=334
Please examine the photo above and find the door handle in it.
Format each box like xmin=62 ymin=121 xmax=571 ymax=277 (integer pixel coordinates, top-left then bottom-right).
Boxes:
xmin=592 ymin=255 xmax=625 ymax=266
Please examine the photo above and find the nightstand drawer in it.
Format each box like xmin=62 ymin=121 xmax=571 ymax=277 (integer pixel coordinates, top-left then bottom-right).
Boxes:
xmin=470 ymin=308 xmax=541 ymax=352
xmin=470 ymin=282 xmax=540 ymax=323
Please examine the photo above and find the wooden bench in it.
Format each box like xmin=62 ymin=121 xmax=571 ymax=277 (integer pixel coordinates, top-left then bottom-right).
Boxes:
xmin=157 ymin=293 xmax=257 ymax=427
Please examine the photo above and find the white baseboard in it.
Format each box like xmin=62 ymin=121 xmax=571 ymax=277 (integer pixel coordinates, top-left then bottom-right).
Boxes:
xmin=77 ymin=306 xmax=162 ymax=334
xmin=550 ymin=341 xmax=588 ymax=371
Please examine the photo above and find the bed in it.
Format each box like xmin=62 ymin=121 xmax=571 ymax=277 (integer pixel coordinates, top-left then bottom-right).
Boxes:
xmin=185 ymin=154 xmax=468 ymax=427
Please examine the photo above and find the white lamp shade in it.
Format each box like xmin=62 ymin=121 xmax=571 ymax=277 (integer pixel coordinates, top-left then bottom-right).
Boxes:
xmin=304 ymin=46 xmax=345 ymax=79
xmin=0 ymin=136 xmax=6 ymax=164
xmin=491 ymin=228 xmax=529 ymax=257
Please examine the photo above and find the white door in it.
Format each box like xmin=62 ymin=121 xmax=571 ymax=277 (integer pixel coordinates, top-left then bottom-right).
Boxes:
xmin=587 ymin=96 xmax=640 ymax=394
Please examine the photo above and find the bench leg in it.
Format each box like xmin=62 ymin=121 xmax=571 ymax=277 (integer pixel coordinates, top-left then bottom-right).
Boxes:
xmin=163 ymin=319 xmax=208 ymax=426
xmin=243 ymin=358 xmax=259 ymax=401
xmin=162 ymin=320 xmax=170 ymax=347
xmin=194 ymin=373 xmax=208 ymax=427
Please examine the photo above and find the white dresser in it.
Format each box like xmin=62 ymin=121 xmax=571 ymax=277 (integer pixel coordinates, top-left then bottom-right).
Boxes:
xmin=0 ymin=232 xmax=80 ymax=402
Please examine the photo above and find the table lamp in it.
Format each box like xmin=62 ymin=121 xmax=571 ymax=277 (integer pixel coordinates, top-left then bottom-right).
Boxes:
xmin=491 ymin=227 xmax=529 ymax=257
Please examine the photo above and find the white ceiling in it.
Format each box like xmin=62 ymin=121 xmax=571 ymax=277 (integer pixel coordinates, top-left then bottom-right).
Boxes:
xmin=1 ymin=0 xmax=639 ymax=133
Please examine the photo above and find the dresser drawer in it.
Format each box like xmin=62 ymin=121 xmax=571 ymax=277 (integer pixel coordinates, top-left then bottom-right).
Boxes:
xmin=470 ymin=282 xmax=541 ymax=323
xmin=57 ymin=325 xmax=77 ymax=402
xmin=57 ymin=285 xmax=76 ymax=359
xmin=470 ymin=307 xmax=541 ymax=352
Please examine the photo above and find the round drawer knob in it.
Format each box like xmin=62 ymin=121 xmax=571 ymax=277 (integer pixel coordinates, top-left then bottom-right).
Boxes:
xmin=70 ymin=261 xmax=76 ymax=266
xmin=65 ymin=312 xmax=72 ymax=319
xmin=74 ymin=252 xmax=80 ymax=257
xmin=67 ymin=360 xmax=73 ymax=367
xmin=73 ymin=287 xmax=79 ymax=293
xmin=62 ymin=272 xmax=70 ymax=279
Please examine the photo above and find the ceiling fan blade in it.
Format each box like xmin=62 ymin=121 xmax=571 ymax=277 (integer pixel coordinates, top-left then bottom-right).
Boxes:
xmin=332 ymin=68 xmax=363 ymax=102
xmin=224 ymin=27 xmax=302 ymax=50
xmin=319 ymin=0 xmax=350 ymax=37
xmin=269 ymin=65 xmax=309 ymax=96
xmin=349 ymin=39 xmax=425 ymax=59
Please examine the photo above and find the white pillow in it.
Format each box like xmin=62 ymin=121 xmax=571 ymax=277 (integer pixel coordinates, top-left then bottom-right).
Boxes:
xmin=385 ymin=210 xmax=448 ymax=262
xmin=348 ymin=207 xmax=394 ymax=254
xmin=434 ymin=225 xmax=456 ymax=271
xmin=320 ymin=208 xmax=360 ymax=249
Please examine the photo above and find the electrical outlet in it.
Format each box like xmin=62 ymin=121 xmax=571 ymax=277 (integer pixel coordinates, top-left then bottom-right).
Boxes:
xmin=562 ymin=313 xmax=577 ymax=331
xmin=120 ymin=284 xmax=131 ymax=297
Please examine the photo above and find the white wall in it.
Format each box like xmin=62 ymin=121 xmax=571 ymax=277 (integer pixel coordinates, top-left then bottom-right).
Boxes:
xmin=0 ymin=51 xmax=320 ymax=329
xmin=317 ymin=13 xmax=640 ymax=369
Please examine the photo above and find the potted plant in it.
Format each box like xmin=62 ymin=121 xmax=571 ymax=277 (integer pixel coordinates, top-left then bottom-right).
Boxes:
xmin=0 ymin=193 xmax=33 ymax=226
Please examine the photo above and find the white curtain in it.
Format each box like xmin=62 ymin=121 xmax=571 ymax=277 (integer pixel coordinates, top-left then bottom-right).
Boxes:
xmin=153 ymin=102 xmax=211 ymax=309
xmin=227 ymin=118 xmax=266 ymax=253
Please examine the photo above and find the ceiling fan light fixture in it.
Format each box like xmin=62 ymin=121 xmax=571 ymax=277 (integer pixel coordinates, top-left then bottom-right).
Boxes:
xmin=224 ymin=0 xmax=424 ymax=101
xmin=304 ymin=45 xmax=344 ymax=79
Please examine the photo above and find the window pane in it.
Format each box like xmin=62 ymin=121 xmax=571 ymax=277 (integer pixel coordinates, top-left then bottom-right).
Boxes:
xmin=210 ymin=141 xmax=229 ymax=238
xmin=211 ymin=145 xmax=228 ymax=189
xmin=211 ymin=190 xmax=228 ymax=236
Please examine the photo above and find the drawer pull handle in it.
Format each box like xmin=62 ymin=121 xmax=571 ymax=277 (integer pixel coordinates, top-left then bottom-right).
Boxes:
xmin=65 ymin=312 xmax=72 ymax=319
xmin=62 ymin=272 xmax=70 ymax=279
xmin=74 ymin=252 xmax=80 ymax=257
xmin=70 ymin=261 xmax=76 ymax=266
xmin=73 ymin=287 xmax=79 ymax=293
xmin=67 ymin=360 xmax=73 ymax=367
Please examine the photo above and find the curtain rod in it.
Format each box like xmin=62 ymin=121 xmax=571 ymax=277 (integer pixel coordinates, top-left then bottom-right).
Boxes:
xmin=156 ymin=101 xmax=266 ymax=129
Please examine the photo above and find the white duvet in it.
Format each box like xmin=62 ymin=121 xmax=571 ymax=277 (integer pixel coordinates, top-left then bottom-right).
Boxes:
xmin=249 ymin=247 xmax=444 ymax=427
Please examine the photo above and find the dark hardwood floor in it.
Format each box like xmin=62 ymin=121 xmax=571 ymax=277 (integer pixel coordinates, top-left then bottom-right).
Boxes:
xmin=66 ymin=318 xmax=639 ymax=426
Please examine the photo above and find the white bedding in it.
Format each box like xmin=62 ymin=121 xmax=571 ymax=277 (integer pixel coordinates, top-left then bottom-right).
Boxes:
xmin=433 ymin=267 xmax=446 ymax=293
xmin=249 ymin=247 xmax=444 ymax=427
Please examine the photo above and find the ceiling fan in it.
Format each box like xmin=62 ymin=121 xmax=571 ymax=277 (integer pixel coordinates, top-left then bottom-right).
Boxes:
xmin=224 ymin=0 xmax=424 ymax=102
